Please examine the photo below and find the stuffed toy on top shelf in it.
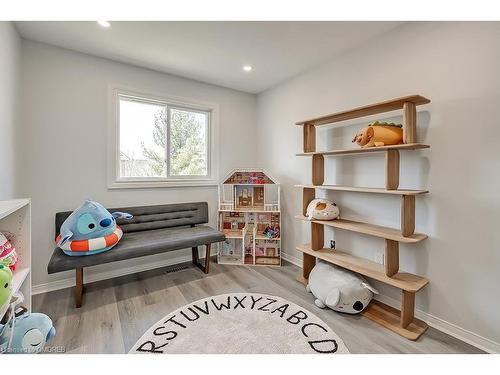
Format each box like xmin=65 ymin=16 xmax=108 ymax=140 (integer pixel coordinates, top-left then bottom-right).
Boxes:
xmin=0 ymin=232 xmax=18 ymax=271
xmin=56 ymin=200 xmax=133 ymax=256
xmin=352 ymin=121 xmax=403 ymax=148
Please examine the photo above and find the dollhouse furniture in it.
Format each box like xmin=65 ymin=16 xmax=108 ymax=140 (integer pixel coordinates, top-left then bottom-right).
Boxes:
xmin=0 ymin=199 xmax=31 ymax=323
xmin=47 ymin=202 xmax=225 ymax=307
xmin=295 ymin=95 xmax=430 ymax=340
xmin=217 ymin=169 xmax=281 ymax=266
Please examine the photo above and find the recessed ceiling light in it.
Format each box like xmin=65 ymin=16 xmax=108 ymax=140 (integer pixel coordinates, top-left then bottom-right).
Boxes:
xmin=243 ymin=65 xmax=253 ymax=72
xmin=97 ymin=21 xmax=111 ymax=28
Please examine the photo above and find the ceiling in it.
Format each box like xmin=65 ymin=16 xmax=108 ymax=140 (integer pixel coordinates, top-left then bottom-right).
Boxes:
xmin=15 ymin=21 xmax=402 ymax=93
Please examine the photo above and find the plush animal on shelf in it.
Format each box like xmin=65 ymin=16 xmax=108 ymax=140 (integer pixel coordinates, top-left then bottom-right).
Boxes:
xmin=306 ymin=261 xmax=378 ymax=314
xmin=306 ymin=198 xmax=340 ymax=221
xmin=0 ymin=312 xmax=56 ymax=354
xmin=0 ymin=264 xmax=13 ymax=319
xmin=56 ymin=200 xmax=133 ymax=256
xmin=352 ymin=121 xmax=403 ymax=148
xmin=0 ymin=232 xmax=18 ymax=271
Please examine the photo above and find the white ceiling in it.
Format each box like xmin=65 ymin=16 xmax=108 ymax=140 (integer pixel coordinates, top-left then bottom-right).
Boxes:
xmin=15 ymin=21 xmax=402 ymax=93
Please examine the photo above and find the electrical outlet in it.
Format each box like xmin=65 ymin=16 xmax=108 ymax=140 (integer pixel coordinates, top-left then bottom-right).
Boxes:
xmin=330 ymin=240 xmax=335 ymax=249
xmin=375 ymin=252 xmax=384 ymax=264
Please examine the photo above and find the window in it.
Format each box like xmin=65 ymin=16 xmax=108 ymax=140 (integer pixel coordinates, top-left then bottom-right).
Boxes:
xmin=109 ymin=88 xmax=218 ymax=188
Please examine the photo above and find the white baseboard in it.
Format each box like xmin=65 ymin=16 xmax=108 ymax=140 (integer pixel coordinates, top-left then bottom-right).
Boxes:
xmin=375 ymin=294 xmax=499 ymax=354
xmin=281 ymin=251 xmax=500 ymax=354
xmin=32 ymin=253 xmax=194 ymax=295
xmin=282 ymin=252 xmax=302 ymax=267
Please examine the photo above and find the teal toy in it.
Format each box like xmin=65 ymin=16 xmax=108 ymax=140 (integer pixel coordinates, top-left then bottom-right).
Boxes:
xmin=56 ymin=200 xmax=133 ymax=256
xmin=0 ymin=312 xmax=56 ymax=354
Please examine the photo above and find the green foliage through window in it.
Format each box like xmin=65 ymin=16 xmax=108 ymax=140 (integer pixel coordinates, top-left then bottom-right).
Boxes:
xmin=119 ymin=96 xmax=209 ymax=179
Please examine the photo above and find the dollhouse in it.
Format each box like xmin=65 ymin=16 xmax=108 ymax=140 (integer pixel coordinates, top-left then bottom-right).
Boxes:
xmin=217 ymin=169 xmax=281 ymax=266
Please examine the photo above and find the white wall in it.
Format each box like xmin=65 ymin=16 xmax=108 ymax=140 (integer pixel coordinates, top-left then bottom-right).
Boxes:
xmin=256 ymin=22 xmax=500 ymax=347
xmin=0 ymin=22 xmax=21 ymax=200
xmin=20 ymin=40 xmax=257 ymax=288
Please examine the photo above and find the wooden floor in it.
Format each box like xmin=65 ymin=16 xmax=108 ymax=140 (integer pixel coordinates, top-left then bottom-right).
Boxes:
xmin=33 ymin=260 xmax=484 ymax=354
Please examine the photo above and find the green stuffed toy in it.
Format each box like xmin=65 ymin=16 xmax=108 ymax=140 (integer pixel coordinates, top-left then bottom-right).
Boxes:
xmin=0 ymin=264 xmax=13 ymax=319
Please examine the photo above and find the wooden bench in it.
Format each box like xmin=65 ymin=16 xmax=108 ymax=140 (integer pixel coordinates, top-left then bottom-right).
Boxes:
xmin=47 ymin=202 xmax=225 ymax=307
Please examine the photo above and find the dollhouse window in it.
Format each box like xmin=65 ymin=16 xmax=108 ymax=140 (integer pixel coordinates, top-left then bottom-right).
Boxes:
xmin=108 ymin=88 xmax=218 ymax=188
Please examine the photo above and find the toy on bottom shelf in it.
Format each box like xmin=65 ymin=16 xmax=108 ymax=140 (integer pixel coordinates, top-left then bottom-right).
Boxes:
xmin=0 ymin=264 xmax=13 ymax=319
xmin=352 ymin=121 xmax=403 ymax=148
xmin=56 ymin=200 xmax=133 ymax=256
xmin=306 ymin=199 xmax=340 ymax=221
xmin=0 ymin=232 xmax=18 ymax=271
xmin=0 ymin=311 xmax=56 ymax=354
xmin=306 ymin=261 xmax=378 ymax=314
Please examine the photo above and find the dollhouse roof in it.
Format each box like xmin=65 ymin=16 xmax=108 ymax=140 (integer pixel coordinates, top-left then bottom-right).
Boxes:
xmin=222 ymin=168 xmax=278 ymax=185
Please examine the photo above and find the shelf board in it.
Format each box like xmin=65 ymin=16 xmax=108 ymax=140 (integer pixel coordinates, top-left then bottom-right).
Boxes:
xmin=255 ymin=235 xmax=281 ymax=241
xmin=11 ymin=267 xmax=30 ymax=295
xmin=296 ymin=184 xmax=428 ymax=196
xmin=296 ymin=143 xmax=429 ymax=157
xmin=295 ymin=95 xmax=430 ymax=126
xmin=0 ymin=199 xmax=30 ymax=221
xmin=296 ymin=245 xmax=428 ymax=292
xmin=219 ymin=209 xmax=280 ymax=213
xmin=295 ymin=215 xmax=427 ymax=243
xmin=361 ymin=300 xmax=428 ymax=341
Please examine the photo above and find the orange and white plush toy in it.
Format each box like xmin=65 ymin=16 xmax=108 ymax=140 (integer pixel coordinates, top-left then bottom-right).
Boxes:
xmin=352 ymin=121 xmax=403 ymax=148
xmin=306 ymin=199 xmax=340 ymax=221
xmin=0 ymin=232 xmax=18 ymax=271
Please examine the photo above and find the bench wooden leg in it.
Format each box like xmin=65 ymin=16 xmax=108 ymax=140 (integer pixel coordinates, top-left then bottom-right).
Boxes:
xmin=192 ymin=246 xmax=199 ymax=265
xmin=192 ymin=244 xmax=211 ymax=274
xmin=75 ymin=267 xmax=84 ymax=308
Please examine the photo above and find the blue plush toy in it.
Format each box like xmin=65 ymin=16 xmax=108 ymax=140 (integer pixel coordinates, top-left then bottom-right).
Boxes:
xmin=0 ymin=312 xmax=56 ymax=354
xmin=56 ymin=200 xmax=133 ymax=256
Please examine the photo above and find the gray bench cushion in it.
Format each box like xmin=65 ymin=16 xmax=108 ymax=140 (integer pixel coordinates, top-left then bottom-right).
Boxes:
xmin=48 ymin=202 xmax=225 ymax=274
xmin=55 ymin=202 xmax=209 ymax=235
xmin=48 ymin=225 xmax=225 ymax=273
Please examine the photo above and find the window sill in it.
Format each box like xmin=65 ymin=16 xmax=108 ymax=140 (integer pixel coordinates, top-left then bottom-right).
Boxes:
xmin=108 ymin=179 xmax=219 ymax=189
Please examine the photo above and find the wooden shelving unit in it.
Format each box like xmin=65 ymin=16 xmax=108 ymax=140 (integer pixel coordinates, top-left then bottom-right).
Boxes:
xmin=295 ymin=95 xmax=430 ymax=340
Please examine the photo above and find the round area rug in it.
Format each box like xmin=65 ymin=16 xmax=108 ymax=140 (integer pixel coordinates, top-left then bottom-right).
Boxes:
xmin=130 ymin=293 xmax=349 ymax=354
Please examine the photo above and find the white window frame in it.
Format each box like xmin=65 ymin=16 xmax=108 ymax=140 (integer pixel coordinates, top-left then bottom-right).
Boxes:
xmin=107 ymin=86 xmax=219 ymax=189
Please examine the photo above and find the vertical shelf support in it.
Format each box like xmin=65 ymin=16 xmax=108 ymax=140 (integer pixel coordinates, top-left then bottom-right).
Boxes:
xmin=401 ymin=195 xmax=416 ymax=237
xmin=401 ymin=290 xmax=416 ymax=328
xmin=302 ymin=187 xmax=315 ymax=216
xmin=302 ymin=253 xmax=316 ymax=281
xmin=385 ymin=149 xmax=400 ymax=190
xmin=301 ymin=121 xmax=320 ymax=282
xmin=312 ymin=154 xmax=324 ymax=185
xmin=303 ymin=123 xmax=316 ymax=152
xmin=403 ymin=102 xmax=417 ymax=144
xmin=384 ymin=239 xmax=399 ymax=277
xmin=311 ymin=222 xmax=324 ymax=251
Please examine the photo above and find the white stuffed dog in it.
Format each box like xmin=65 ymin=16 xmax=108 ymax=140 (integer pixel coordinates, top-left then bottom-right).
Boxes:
xmin=306 ymin=261 xmax=378 ymax=314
